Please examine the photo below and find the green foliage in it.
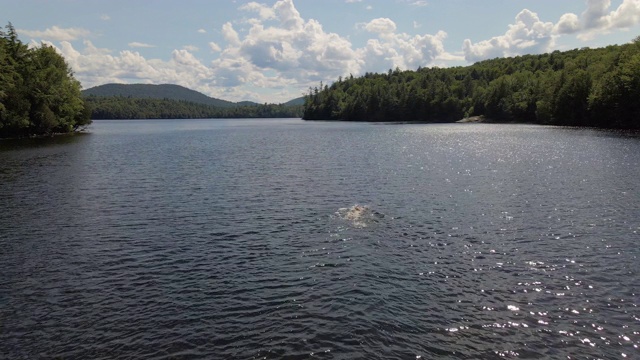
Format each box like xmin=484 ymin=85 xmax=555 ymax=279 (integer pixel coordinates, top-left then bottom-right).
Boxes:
xmin=303 ymin=40 xmax=640 ymax=128
xmin=0 ymin=23 xmax=91 ymax=138
xmin=84 ymin=96 xmax=303 ymax=119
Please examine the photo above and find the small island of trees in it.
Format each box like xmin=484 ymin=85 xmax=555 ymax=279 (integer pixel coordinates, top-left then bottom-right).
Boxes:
xmin=0 ymin=23 xmax=91 ymax=138
xmin=303 ymin=37 xmax=640 ymax=129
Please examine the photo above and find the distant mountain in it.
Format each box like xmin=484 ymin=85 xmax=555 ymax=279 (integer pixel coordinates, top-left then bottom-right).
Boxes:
xmin=82 ymin=83 xmax=238 ymax=108
xmin=284 ymin=96 xmax=305 ymax=106
xmin=236 ymin=100 xmax=261 ymax=107
xmin=83 ymin=83 xmax=306 ymax=108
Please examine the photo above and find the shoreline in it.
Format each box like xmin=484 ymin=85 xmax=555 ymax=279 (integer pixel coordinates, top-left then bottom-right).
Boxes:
xmin=0 ymin=129 xmax=89 ymax=141
xmin=455 ymin=115 xmax=486 ymax=123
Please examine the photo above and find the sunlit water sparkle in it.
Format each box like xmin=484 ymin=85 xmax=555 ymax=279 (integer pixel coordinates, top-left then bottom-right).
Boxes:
xmin=0 ymin=119 xmax=638 ymax=359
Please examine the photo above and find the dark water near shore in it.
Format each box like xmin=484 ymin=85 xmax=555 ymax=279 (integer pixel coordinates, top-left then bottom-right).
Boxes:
xmin=1 ymin=119 xmax=639 ymax=359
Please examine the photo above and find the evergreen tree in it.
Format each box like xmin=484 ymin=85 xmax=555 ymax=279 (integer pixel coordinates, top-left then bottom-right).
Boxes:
xmin=0 ymin=23 xmax=91 ymax=138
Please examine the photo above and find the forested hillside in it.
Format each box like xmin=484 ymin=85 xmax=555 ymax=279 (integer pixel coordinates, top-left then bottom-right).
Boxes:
xmin=83 ymin=83 xmax=304 ymax=119
xmin=284 ymin=97 xmax=305 ymax=106
xmin=303 ymin=38 xmax=640 ymax=128
xmin=0 ymin=24 xmax=91 ymax=138
xmin=83 ymin=83 xmax=249 ymax=108
xmin=85 ymin=96 xmax=303 ymax=119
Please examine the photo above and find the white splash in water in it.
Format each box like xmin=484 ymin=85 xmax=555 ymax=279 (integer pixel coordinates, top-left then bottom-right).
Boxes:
xmin=336 ymin=204 xmax=382 ymax=228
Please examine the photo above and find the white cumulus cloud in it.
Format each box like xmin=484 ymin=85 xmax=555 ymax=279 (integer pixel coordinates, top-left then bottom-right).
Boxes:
xmin=410 ymin=1 xmax=428 ymax=7
xmin=365 ymin=18 xmax=397 ymax=34
xmin=216 ymin=0 xmax=362 ymax=89
xmin=222 ymin=22 xmax=241 ymax=45
xmin=463 ymin=1 xmax=640 ymax=62
xmin=359 ymin=29 xmax=456 ymax=72
xmin=18 ymin=26 xmax=91 ymax=41
xmin=208 ymin=42 xmax=222 ymax=52
xmin=554 ymin=0 xmax=640 ymax=39
xmin=240 ymin=2 xmax=276 ymax=20
xmin=463 ymin=9 xmax=555 ymax=63
xmin=583 ymin=0 xmax=611 ymax=29
xmin=128 ymin=42 xmax=156 ymax=48
xmin=554 ymin=13 xmax=580 ymax=34
xmin=54 ymin=40 xmax=223 ymax=96
xmin=221 ymin=0 xmax=459 ymax=89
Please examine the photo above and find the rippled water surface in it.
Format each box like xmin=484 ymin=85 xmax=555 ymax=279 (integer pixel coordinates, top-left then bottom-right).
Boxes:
xmin=1 ymin=119 xmax=639 ymax=359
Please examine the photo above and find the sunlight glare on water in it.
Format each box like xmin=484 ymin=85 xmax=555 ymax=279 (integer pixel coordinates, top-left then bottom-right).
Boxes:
xmin=0 ymin=119 xmax=638 ymax=359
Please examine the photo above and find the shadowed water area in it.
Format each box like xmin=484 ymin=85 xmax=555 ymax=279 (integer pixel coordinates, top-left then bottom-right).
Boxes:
xmin=1 ymin=119 xmax=638 ymax=359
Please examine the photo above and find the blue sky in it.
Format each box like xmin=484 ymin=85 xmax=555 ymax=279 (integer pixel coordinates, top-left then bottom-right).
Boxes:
xmin=3 ymin=0 xmax=640 ymax=103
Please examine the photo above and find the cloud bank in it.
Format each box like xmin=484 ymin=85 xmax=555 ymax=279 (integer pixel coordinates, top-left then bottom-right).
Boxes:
xmin=463 ymin=0 xmax=640 ymax=62
xmin=18 ymin=0 xmax=640 ymax=103
xmin=35 ymin=0 xmax=460 ymax=102
xmin=18 ymin=26 xmax=91 ymax=42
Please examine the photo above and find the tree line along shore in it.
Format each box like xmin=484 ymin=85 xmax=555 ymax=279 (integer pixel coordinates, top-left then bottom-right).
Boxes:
xmin=84 ymin=96 xmax=303 ymax=120
xmin=2 ymin=20 xmax=640 ymax=138
xmin=303 ymin=36 xmax=640 ymax=129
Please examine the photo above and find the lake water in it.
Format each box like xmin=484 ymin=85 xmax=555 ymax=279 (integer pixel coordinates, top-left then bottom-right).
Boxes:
xmin=1 ymin=119 xmax=639 ymax=359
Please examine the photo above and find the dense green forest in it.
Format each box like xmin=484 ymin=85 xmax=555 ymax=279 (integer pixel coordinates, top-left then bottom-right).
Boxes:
xmin=0 ymin=24 xmax=91 ymax=138
xmin=85 ymin=96 xmax=303 ymax=119
xmin=303 ymin=38 xmax=640 ymax=128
